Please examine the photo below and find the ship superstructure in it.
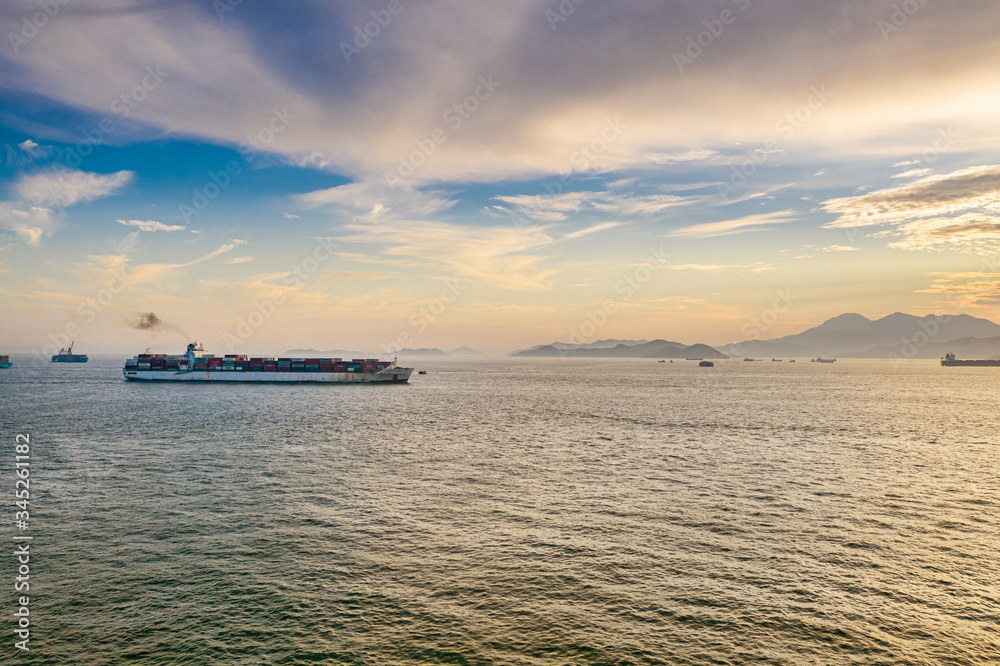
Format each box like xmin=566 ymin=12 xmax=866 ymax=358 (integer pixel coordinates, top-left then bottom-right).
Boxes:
xmin=52 ymin=342 xmax=88 ymax=363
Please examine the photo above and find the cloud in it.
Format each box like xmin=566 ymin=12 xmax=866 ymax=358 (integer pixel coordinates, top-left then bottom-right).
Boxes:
xmin=128 ymin=242 xmax=242 ymax=284
xmin=916 ymin=272 xmax=1000 ymax=308
xmin=117 ymin=219 xmax=186 ymax=232
xmin=821 ymin=245 xmax=860 ymax=252
xmin=647 ymin=149 xmax=721 ymax=165
xmin=892 ymin=168 xmax=934 ymax=179
xmin=669 ymin=264 xmax=729 ymax=272
xmin=823 ymin=165 xmax=1000 ymax=252
xmin=562 ymin=221 xmax=623 ymax=240
xmin=822 ymin=165 xmax=1000 ymax=228
xmin=494 ymin=191 xmax=688 ymax=222
xmin=226 ymin=256 xmax=255 ymax=264
xmin=0 ymin=203 xmax=55 ymax=245
xmin=670 ymin=211 xmax=797 ymax=239
xmin=340 ymin=219 xmax=558 ymax=291
xmin=297 ymin=182 xmax=457 ymax=219
xmin=16 ymin=169 xmax=134 ymax=207
xmin=6 ymin=1 xmax=997 ymax=184
xmin=885 ymin=216 xmax=1000 ymax=253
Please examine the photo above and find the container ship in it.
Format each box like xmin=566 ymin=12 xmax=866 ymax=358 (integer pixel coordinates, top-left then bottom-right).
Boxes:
xmin=123 ymin=343 xmax=413 ymax=383
xmin=0 ymin=355 xmax=11 ymax=369
xmin=52 ymin=343 xmax=89 ymax=363
xmin=941 ymin=353 xmax=1000 ymax=367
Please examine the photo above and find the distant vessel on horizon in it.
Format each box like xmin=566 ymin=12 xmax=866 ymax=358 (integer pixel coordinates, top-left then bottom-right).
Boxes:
xmin=123 ymin=342 xmax=413 ymax=383
xmin=941 ymin=352 xmax=1000 ymax=367
xmin=811 ymin=357 xmax=836 ymax=363
xmin=52 ymin=342 xmax=88 ymax=363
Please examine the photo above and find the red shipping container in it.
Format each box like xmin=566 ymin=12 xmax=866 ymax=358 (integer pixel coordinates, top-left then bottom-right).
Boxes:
xmin=333 ymin=363 xmax=347 ymax=371
xmin=362 ymin=362 xmax=377 ymax=372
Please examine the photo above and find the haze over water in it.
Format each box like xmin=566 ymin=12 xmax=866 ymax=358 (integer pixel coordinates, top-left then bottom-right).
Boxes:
xmin=2 ymin=357 xmax=998 ymax=664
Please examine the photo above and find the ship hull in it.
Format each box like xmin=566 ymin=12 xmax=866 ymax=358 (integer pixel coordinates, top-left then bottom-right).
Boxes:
xmin=52 ymin=356 xmax=88 ymax=363
xmin=0 ymin=362 xmax=11 ymax=369
xmin=941 ymin=360 xmax=1000 ymax=367
xmin=123 ymin=368 xmax=412 ymax=383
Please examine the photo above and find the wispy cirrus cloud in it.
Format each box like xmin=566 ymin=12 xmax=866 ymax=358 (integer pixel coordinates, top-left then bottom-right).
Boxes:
xmin=916 ymin=272 xmax=1000 ymax=308
xmin=297 ymin=182 xmax=458 ymax=220
xmin=670 ymin=210 xmax=797 ymax=239
xmin=493 ymin=191 xmax=688 ymax=222
xmin=117 ymin=219 xmax=186 ymax=232
xmin=127 ymin=241 xmax=246 ymax=284
xmin=822 ymin=165 xmax=1000 ymax=253
xmin=339 ymin=219 xmax=558 ymax=291
xmin=669 ymin=264 xmax=729 ymax=272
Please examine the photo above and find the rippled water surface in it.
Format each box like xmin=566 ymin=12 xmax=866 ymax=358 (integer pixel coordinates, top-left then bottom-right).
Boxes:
xmin=1 ymin=356 xmax=998 ymax=664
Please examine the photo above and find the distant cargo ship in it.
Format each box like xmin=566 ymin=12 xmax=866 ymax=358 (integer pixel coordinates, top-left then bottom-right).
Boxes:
xmin=811 ymin=357 xmax=836 ymax=363
xmin=123 ymin=342 xmax=413 ymax=383
xmin=52 ymin=343 xmax=88 ymax=363
xmin=0 ymin=355 xmax=11 ymax=369
xmin=941 ymin=353 xmax=1000 ymax=367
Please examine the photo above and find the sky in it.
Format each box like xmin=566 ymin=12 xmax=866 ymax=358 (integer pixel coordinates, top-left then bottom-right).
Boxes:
xmin=1 ymin=0 xmax=999 ymax=356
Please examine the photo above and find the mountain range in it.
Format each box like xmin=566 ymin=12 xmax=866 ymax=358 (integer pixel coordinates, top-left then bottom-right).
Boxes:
xmin=511 ymin=313 xmax=1000 ymax=359
xmin=512 ymin=340 xmax=725 ymax=359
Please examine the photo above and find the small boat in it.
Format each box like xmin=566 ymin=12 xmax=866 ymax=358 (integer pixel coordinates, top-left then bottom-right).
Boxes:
xmin=699 ymin=360 xmax=714 ymax=367
xmin=658 ymin=360 xmax=665 ymax=363
xmin=744 ymin=358 xmax=762 ymax=362
xmin=811 ymin=357 xmax=836 ymax=363
xmin=0 ymin=355 xmax=11 ymax=369
xmin=771 ymin=358 xmax=782 ymax=362
xmin=417 ymin=370 xmax=427 ymax=374
xmin=789 ymin=359 xmax=796 ymax=363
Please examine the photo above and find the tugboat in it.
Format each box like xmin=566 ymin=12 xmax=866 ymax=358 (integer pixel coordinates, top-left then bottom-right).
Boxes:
xmin=699 ymin=360 xmax=715 ymax=367
xmin=52 ymin=342 xmax=88 ymax=363
xmin=0 ymin=355 xmax=11 ymax=369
